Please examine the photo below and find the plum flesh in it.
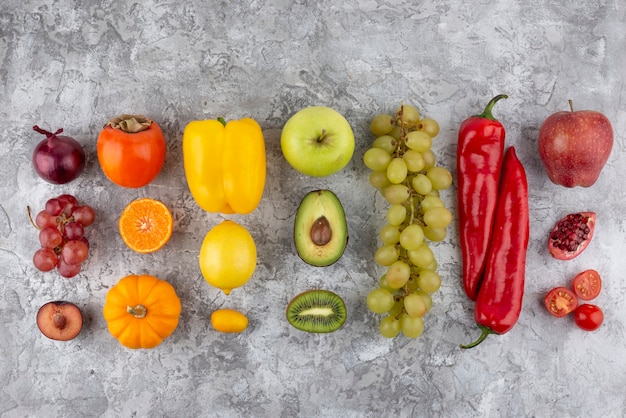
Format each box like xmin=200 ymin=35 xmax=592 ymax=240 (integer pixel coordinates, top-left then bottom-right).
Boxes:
xmin=36 ymin=301 xmax=83 ymax=341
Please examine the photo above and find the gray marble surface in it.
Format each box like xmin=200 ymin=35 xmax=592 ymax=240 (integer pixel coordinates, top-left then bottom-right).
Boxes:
xmin=1 ymin=1 xmax=626 ymax=417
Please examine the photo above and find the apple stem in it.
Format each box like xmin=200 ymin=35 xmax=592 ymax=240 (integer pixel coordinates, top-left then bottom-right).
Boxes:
xmin=568 ymin=99 xmax=574 ymax=112
xmin=318 ymin=129 xmax=327 ymax=142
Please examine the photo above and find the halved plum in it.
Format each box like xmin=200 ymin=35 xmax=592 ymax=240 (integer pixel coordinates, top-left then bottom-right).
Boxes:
xmin=36 ymin=301 xmax=83 ymax=341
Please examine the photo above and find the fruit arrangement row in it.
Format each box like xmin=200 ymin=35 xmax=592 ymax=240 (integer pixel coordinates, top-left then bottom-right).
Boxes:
xmin=30 ymin=96 xmax=615 ymax=348
xmin=31 ymin=107 xmax=359 ymax=346
xmin=454 ymin=95 xmax=613 ymax=348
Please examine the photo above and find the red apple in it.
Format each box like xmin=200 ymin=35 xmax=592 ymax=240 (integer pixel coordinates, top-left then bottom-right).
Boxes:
xmin=538 ymin=100 xmax=613 ymax=187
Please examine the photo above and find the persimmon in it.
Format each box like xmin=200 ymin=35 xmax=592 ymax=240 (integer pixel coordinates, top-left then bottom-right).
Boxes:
xmin=97 ymin=114 xmax=166 ymax=188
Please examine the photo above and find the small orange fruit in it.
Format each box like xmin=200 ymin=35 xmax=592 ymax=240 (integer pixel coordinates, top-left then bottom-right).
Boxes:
xmin=211 ymin=308 xmax=249 ymax=333
xmin=119 ymin=198 xmax=173 ymax=253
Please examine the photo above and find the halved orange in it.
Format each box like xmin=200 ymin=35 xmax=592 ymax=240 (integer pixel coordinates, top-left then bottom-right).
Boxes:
xmin=119 ymin=198 xmax=173 ymax=254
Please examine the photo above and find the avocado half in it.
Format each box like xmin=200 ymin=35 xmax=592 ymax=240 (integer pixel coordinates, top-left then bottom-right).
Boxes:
xmin=294 ymin=189 xmax=348 ymax=267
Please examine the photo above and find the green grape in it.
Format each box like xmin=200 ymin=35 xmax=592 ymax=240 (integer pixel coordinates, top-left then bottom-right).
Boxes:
xmin=386 ymin=204 xmax=406 ymax=226
xmin=405 ymin=131 xmax=432 ymax=152
xmin=374 ymin=244 xmax=400 ymax=266
xmin=422 ymin=149 xmax=436 ymax=168
xmin=397 ymin=104 xmax=420 ymax=127
xmin=420 ymin=195 xmax=444 ymax=212
xmin=366 ymin=108 xmax=448 ymax=340
xmin=423 ymin=207 xmax=453 ymax=229
xmin=412 ymin=173 xmax=433 ymax=195
xmin=405 ymin=275 xmax=420 ymax=292
xmin=399 ymin=223 xmax=425 ymax=251
xmin=370 ymin=171 xmax=391 ymax=189
xmin=416 ymin=290 xmax=433 ymax=313
xmin=427 ymin=189 xmax=440 ymax=198
xmin=423 ymin=225 xmax=447 ymax=242
xmin=379 ymin=224 xmax=401 ymax=244
xmin=404 ymin=292 xmax=428 ymax=317
xmin=367 ymin=288 xmax=396 ymax=314
xmin=363 ymin=147 xmax=392 ymax=171
xmin=388 ymin=299 xmax=404 ymax=317
xmin=422 ymin=258 xmax=438 ymax=271
xmin=402 ymin=149 xmax=426 ymax=172
xmin=386 ymin=260 xmax=411 ymax=289
xmin=379 ymin=315 xmax=401 ymax=338
xmin=370 ymin=114 xmax=394 ymax=136
xmin=427 ymin=166 xmax=453 ymax=190
xmin=418 ymin=117 xmax=440 ymax=138
xmin=388 ymin=126 xmax=403 ymax=141
xmin=417 ymin=269 xmax=442 ymax=293
xmin=387 ymin=157 xmax=408 ymax=184
xmin=400 ymin=313 xmax=424 ymax=338
xmin=379 ymin=274 xmax=394 ymax=291
xmin=372 ymin=135 xmax=397 ymax=153
xmin=383 ymin=184 xmax=410 ymax=204
xmin=407 ymin=243 xmax=435 ymax=268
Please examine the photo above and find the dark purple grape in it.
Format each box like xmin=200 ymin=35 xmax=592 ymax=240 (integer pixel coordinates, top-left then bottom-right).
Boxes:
xmin=64 ymin=221 xmax=84 ymax=240
xmin=57 ymin=257 xmax=81 ymax=278
xmin=39 ymin=227 xmax=63 ymax=249
xmin=61 ymin=240 xmax=89 ymax=265
xmin=45 ymin=198 xmax=63 ymax=216
xmin=71 ymin=205 xmax=95 ymax=227
xmin=33 ymin=248 xmax=58 ymax=272
xmin=35 ymin=210 xmax=57 ymax=229
xmin=57 ymin=194 xmax=78 ymax=216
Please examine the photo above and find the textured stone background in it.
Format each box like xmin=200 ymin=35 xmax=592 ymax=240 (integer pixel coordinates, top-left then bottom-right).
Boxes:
xmin=1 ymin=1 xmax=626 ymax=417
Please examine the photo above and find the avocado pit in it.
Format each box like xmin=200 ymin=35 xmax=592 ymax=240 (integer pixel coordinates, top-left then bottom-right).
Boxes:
xmin=311 ymin=216 xmax=332 ymax=246
xmin=294 ymin=189 xmax=348 ymax=267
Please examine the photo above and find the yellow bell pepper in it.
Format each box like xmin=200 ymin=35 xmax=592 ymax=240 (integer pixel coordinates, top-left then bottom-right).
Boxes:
xmin=183 ymin=117 xmax=266 ymax=214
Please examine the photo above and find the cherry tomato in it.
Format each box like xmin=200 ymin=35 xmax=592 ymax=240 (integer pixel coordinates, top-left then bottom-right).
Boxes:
xmin=544 ymin=287 xmax=578 ymax=318
xmin=572 ymin=269 xmax=602 ymax=301
xmin=97 ymin=115 xmax=166 ymax=188
xmin=573 ymin=304 xmax=604 ymax=331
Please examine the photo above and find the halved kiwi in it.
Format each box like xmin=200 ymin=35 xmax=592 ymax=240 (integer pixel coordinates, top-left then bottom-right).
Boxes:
xmin=286 ymin=289 xmax=347 ymax=333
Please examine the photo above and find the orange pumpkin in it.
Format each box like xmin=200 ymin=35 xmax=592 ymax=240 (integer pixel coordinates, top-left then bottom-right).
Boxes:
xmin=103 ymin=274 xmax=181 ymax=349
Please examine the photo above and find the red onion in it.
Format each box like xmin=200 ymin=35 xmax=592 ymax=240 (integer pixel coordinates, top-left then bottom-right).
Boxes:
xmin=32 ymin=126 xmax=85 ymax=184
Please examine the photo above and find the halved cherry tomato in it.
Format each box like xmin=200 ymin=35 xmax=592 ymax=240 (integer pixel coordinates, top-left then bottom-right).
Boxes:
xmin=572 ymin=269 xmax=602 ymax=301
xmin=573 ymin=304 xmax=604 ymax=331
xmin=544 ymin=287 xmax=578 ymax=317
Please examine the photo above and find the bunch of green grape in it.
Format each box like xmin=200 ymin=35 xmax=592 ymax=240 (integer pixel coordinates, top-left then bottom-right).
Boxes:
xmin=364 ymin=104 xmax=453 ymax=339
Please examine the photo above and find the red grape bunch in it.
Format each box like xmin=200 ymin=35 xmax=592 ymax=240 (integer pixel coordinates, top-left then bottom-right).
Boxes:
xmin=31 ymin=194 xmax=96 ymax=278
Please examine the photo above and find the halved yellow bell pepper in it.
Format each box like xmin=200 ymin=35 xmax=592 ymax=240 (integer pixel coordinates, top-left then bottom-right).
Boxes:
xmin=183 ymin=117 xmax=266 ymax=214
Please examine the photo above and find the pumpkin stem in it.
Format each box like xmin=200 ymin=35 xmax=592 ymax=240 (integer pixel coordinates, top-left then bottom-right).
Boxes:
xmin=127 ymin=304 xmax=148 ymax=318
xmin=106 ymin=115 xmax=153 ymax=133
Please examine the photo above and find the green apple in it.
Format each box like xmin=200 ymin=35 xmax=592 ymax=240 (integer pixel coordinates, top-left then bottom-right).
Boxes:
xmin=280 ymin=106 xmax=355 ymax=177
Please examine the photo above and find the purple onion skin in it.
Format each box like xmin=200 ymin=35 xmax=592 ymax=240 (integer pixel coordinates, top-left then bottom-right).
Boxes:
xmin=32 ymin=126 xmax=86 ymax=184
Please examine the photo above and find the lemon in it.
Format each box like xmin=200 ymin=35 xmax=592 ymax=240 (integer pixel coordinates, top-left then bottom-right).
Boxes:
xmin=199 ymin=220 xmax=256 ymax=294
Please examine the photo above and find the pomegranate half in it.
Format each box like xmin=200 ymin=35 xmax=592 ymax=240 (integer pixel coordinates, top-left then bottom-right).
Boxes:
xmin=548 ymin=212 xmax=596 ymax=260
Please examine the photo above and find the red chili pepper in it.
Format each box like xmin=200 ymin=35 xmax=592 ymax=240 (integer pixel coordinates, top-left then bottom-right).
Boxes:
xmin=460 ymin=146 xmax=529 ymax=349
xmin=457 ymin=94 xmax=508 ymax=301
